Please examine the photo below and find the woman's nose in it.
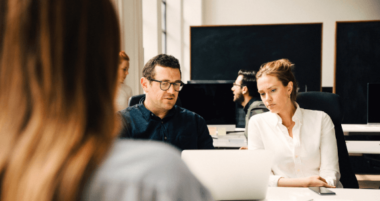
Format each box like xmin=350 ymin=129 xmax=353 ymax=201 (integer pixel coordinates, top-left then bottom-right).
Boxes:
xmin=265 ymin=94 xmax=272 ymax=101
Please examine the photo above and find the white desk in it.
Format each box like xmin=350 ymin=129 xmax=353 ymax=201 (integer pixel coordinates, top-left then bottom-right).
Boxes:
xmin=345 ymin=141 xmax=380 ymax=154
xmin=212 ymin=132 xmax=247 ymax=148
xmin=259 ymin=187 xmax=380 ymax=201
xmin=342 ymin=124 xmax=380 ymax=133
xmin=214 ymin=133 xmax=380 ymax=154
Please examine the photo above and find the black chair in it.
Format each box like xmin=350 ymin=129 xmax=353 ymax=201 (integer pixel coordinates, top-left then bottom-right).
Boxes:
xmin=128 ymin=94 xmax=182 ymax=107
xmin=296 ymin=92 xmax=359 ymax=189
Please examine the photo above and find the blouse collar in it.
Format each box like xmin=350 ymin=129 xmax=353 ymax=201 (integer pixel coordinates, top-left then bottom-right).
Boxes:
xmin=267 ymin=102 xmax=303 ymax=126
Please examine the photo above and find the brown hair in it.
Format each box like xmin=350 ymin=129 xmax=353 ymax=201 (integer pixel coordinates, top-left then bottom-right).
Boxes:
xmin=0 ymin=0 xmax=120 ymax=200
xmin=238 ymin=69 xmax=257 ymax=97
xmin=256 ymin=59 xmax=298 ymax=102
xmin=119 ymin=51 xmax=130 ymax=62
xmin=143 ymin=54 xmax=181 ymax=80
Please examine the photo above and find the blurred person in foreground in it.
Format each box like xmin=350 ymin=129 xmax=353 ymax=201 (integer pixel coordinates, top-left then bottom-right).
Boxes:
xmin=247 ymin=59 xmax=342 ymax=188
xmin=116 ymin=51 xmax=133 ymax=111
xmin=0 ymin=0 xmax=213 ymax=201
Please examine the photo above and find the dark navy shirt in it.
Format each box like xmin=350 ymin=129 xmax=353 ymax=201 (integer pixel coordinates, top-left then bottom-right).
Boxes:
xmin=119 ymin=104 xmax=214 ymax=151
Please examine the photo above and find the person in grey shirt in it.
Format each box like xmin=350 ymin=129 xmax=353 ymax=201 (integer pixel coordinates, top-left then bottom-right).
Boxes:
xmin=0 ymin=0 xmax=213 ymax=200
xmin=83 ymin=140 xmax=213 ymax=201
xmin=231 ymin=69 xmax=265 ymax=137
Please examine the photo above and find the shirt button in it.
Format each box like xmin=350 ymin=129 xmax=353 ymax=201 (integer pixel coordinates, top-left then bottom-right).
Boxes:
xmin=161 ymin=121 xmax=163 ymax=124
xmin=164 ymin=137 xmax=167 ymax=140
xmin=151 ymin=114 xmax=153 ymax=116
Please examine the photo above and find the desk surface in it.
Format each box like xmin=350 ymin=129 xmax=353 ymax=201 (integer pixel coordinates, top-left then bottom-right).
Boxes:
xmin=214 ymin=133 xmax=380 ymax=154
xmin=259 ymin=187 xmax=380 ymax=201
xmin=342 ymin=124 xmax=380 ymax=133
xmin=213 ymin=132 xmax=247 ymax=148
xmin=345 ymin=141 xmax=380 ymax=154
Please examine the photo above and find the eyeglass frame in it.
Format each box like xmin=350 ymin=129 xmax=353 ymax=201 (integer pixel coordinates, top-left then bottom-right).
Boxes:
xmin=232 ymin=83 xmax=246 ymax=88
xmin=148 ymin=78 xmax=184 ymax=92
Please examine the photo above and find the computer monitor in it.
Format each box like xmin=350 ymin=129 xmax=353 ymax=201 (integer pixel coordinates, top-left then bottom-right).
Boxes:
xmin=367 ymin=83 xmax=380 ymax=125
xmin=178 ymin=81 xmax=246 ymax=130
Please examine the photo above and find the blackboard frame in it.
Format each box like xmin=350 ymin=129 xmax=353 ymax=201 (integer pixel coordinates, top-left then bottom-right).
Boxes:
xmin=190 ymin=23 xmax=323 ymax=92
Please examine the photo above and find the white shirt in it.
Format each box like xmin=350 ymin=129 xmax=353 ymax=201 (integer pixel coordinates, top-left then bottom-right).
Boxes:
xmin=248 ymin=103 xmax=342 ymax=188
xmin=116 ymin=83 xmax=132 ymax=111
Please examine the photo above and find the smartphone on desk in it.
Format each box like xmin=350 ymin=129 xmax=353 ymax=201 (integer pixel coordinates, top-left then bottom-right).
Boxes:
xmin=309 ymin=187 xmax=336 ymax=195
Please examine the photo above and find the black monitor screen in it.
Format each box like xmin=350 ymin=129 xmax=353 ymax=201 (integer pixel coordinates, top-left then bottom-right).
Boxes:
xmin=179 ymin=83 xmax=240 ymax=125
xmin=367 ymin=83 xmax=380 ymax=124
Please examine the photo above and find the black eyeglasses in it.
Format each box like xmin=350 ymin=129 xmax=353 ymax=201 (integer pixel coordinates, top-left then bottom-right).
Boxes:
xmin=149 ymin=79 xmax=184 ymax=92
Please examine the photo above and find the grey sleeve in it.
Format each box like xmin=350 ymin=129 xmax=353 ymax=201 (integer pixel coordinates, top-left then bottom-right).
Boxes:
xmin=82 ymin=140 xmax=214 ymax=201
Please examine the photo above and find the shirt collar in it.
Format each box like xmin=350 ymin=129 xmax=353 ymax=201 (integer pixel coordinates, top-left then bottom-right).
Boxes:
xmin=267 ymin=102 xmax=302 ymax=126
xmin=243 ymin=98 xmax=255 ymax=114
xmin=138 ymin=103 xmax=177 ymax=121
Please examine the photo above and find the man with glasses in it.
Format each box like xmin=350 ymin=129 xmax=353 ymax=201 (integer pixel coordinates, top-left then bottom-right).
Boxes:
xmin=119 ymin=54 xmax=214 ymax=150
xmin=232 ymin=69 xmax=265 ymax=138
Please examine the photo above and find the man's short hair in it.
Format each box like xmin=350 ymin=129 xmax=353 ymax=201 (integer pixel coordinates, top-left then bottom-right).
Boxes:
xmin=143 ymin=54 xmax=181 ymax=80
xmin=238 ymin=69 xmax=257 ymax=97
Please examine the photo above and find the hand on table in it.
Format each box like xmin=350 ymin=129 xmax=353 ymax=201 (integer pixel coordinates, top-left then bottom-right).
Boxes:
xmin=305 ymin=175 xmax=335 ymax=188
xmin=239 ymin=146 xmax=248 ymax=150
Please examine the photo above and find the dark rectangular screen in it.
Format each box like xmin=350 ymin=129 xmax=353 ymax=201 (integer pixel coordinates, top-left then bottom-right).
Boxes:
xmin=367 ymin=83 xmax=380 ymax=124
xmin=335 ymin=21 xmax=380 ymax=124
xmin=178 ymin=83 xmax=245 ymax=126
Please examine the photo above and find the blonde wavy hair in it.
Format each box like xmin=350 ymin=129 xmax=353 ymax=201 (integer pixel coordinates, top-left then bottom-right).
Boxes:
xmin=0 ymin=0 xmax=121 ymax=200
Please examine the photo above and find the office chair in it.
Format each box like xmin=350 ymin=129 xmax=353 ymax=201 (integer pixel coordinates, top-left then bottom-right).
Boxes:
xmin=296 ymin=92 xmax=359 ymax=189
xmin=128 ymin=94 xmax=182 ymax=107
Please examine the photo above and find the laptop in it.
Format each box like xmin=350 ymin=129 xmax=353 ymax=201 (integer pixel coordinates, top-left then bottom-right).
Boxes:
xmin=181 ymin=150 xmax=273 ymax=200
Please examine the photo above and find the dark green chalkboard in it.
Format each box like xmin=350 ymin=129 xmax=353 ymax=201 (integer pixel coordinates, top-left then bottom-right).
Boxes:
xmin=190 ymin=24 xmax=322 ymax=92
xmin=335 ymin=21 xmax=380 ymax=124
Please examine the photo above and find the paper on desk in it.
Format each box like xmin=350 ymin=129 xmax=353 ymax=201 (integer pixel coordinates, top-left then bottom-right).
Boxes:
xmin=208 ymin=126 xmax=216 ymax=136
xmin=218 ymin=127 xmax=226 ymax=136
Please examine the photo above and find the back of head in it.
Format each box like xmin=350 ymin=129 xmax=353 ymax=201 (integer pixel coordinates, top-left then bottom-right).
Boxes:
xmin=256 ymin=59 xmax=298 ymax=102
xmin=238 ymin=69 xmax=257 ymax=97
xmin=0 ymin=0 xmax=120 ymax=200
xmin=143 ymin=54 xmax=181 ymax=80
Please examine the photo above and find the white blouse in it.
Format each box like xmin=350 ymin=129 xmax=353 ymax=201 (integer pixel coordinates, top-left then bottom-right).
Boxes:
xmin=248 ymin=104 xmax=342 ymax=188
xmin=116 ymin=83 xmax=133 ymax=111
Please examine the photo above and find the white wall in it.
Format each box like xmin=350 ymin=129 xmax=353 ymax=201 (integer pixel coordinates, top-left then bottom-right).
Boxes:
xmin=143 ymin=0 xmax=162 ymax=65
xmin=201 ymin=0 xmax=380 ymax=87
xmin=141 ymin=0 xmax=380 ymax=87
xmin=115 ymin=0 xmax=144 ymax=95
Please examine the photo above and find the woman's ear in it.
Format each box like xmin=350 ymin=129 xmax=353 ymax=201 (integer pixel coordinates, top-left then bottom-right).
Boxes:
xmin=287 ymin=81 xmax=293 ymax=95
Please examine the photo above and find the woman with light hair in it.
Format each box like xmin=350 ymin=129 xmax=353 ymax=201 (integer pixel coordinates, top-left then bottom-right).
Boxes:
xmin=0 ymin=0 xmax=213 ymax=200
xmin=116 ymin=51 xmax=133 ymax=111
xmin=248 ymin=59 xmax=342 ymax=188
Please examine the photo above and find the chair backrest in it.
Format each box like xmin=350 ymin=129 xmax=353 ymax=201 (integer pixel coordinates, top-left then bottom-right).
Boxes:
xmin=296 ymin=92 xmax=359 ymax=188
xmin=128 ymin=94 xmax=182 ymax=107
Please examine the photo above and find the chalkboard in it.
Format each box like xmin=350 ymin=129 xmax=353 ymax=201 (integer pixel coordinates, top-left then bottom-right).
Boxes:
xmin=335 ymin=21 xmax=380 ymax=124
xmin=190 ymin=24 xmax=322 ymax=92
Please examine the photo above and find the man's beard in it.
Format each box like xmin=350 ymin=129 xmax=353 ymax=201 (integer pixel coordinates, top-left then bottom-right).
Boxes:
xmin=234 ymin=92 xmax=244 ymax=105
